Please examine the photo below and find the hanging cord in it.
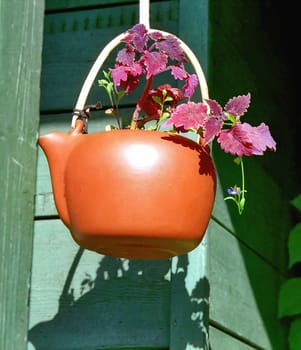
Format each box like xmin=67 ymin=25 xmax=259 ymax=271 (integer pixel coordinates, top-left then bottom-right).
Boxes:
xmin=139 ymin=0 xmax=150 ymax=29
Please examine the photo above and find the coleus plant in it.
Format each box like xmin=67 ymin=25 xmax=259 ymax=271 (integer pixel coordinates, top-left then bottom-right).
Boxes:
xmin=98 ymin=23 xmax=276 ymax=214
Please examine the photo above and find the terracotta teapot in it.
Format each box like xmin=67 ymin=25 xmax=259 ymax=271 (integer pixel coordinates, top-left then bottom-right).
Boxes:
xmin=38 ymin=119 xmax=216 ymax=259
xmin=38 ymin=22 xmax=216 ymax=259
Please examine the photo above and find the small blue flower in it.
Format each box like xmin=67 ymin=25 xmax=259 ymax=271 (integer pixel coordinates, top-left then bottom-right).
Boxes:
xmin=227 ymin=186 xmax=241 ymax=196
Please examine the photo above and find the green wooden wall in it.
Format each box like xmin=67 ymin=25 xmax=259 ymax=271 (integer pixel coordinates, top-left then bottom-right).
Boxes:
xmin=25 ymin=1 xmax=295 ymax=349
xmin=0 ymin=1 xmax=45 ymax=350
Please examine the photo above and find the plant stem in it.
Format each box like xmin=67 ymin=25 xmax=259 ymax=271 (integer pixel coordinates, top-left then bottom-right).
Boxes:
xmin=239 ymin=158 xmax=246 ymax=215
xmin=130 ymin=76 xmax=153 ymax=130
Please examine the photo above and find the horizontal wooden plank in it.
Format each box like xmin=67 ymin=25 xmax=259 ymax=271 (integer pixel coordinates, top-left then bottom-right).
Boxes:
xmin=28 ymin=219 xmax=170 ymax=349
xmin=41 ymin=1 xmax=178 ymax=111
xmin=209 ymin=326 xmax=257 ymax=350
xmin=208 ymin=219 xmax=286 ymax=350
xmin=46 ymin=0 xmax=135 ymax=12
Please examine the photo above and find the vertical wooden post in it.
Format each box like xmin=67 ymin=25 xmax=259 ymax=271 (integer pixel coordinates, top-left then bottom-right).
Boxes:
xmin=0 ymin=1 xmax=44 ymax=349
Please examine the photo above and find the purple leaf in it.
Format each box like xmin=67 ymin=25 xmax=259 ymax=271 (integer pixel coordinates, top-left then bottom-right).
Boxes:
xmin=149 ymin=31 xmax=164 ymax=41
xmin=170 ymin=64 xmax=187 ymax=80
xmin=142 ymin=51 xmax=167 ymax=79
xmin=124 ymin=24 xmax=148 ymax=52
xmin=111 ymin=63 xmax=143 ymax=93
xmin=205 ymin=98 xmax=223 ymax=116
xmin=164 ymin=102 xmax=208 ymax=131
xmin=224 ymin=93 xmax=251 ymax=117
xmin=116 ymin=48 xmax=135 ymax=65
xmin=155 ymin=35 xmax=186 ymax=61
xmin=204 ymin=117 xmax=223 ymax=145
xmin=183 ymin=73 xmax=198 ymax=98
xmin=217 ymin=122 xmax=277 ymax=156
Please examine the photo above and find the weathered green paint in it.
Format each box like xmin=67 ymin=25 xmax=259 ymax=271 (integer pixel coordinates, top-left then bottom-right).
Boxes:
xmin=46 ymin=0 xmax=136 ymax=12
xmin=209 ymin=326 xmax=257 ymax=350
xmin=29 ymin=220 xmax=170 ymax=349
xmin=208 ymin=219 xmax=286 ymax=349
xmin=0 ymin=0 xmax=45 ymax=349
xmin=29 ymin=0 xmax=293 ymax=349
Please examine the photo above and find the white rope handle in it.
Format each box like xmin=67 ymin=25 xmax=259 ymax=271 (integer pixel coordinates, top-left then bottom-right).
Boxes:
xmin=140 ymin=0 xmax=150 ymax=30
xmin=72 ymin=1 xmax=209 ymax=128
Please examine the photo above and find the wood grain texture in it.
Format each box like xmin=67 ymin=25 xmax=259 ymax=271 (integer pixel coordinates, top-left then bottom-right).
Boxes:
xmin=209 ymin=326 xmax=257 ymax=350
xmin=0 ymin=1 xmax=44 ymax=349
xmin=46 ymin=0 xmax=140 ymax=12
xmin=28 ymin=220 xmax=171 ymax=349
xmin=208 ymin=219 xmax=287 ymax=350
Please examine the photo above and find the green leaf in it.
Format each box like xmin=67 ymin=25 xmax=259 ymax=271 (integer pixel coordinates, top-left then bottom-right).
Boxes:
xmin=288 ymin=223 xmax=301 ymax=268
xmin=278 ymin=278 xmax=301 ymax=318
xmin=160 ymin=112 xmax=170 ymax=121
xmin=103 ymin=70 xmax=111 ymax=80
xmin=239 ymin=197 xmax=245 ymax=209
xmin=106 ymin=81 xmax=113 ymax=92
xmin=162 ymin=89 xmax=167 ymax=97
xmin=98 ymin=79 xmax=108 ymax=87
xmin=224 ymin=112 xmax=236 ymax=124
xmin=147 ymin=124 xmax=157 ymax=131
xmin=152 ymin=96 xmax=162 ymax=104
xmin=289 ymin=317 xmax=301 ymax=350
xmin=164 ymin=96 xmax=173 ymax=102
xmin=234 ymin=156 xmax=242 ymax=165
xmin=291 ymin=194 xmax=301 ymax=212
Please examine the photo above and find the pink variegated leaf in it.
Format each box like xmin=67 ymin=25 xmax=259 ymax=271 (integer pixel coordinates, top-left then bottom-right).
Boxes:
xmin=124 ymin=24 xmax=148 ymax=52
xmin=204 ymin=117 xmax=223 ymax=145
xmin=111 ymin=63 xmax=143 ymax=93
xmin=205 ymin=98 xmax=223 ymax=116
xmin=155 ymin=35 xmax=186 ymax=61
xmin=149 ymin=31 xmax=164 ymax=41
xmin=116 ymin=48 xmax=135 ymax=65
xmin=217 ymin=122 xmax=276 ymax=156
xmin=224 ymin=93 xmax=251 ymax=117
xmin=239 ymin=122 xmax=277 ymax=154
xmin=142 ymin=51 xmax=167 ymax=79
xmin=183 ymin=74 xmax=198 ymax=98
xmin=170 ymin=64 xmax=187 ymax=80
xmin=163 ymin=102 xmax=207 ymax=131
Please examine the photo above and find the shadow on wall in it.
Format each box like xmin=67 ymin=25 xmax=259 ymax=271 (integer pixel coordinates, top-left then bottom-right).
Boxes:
xmin=28 ymin=248 xmax=210 ymax=350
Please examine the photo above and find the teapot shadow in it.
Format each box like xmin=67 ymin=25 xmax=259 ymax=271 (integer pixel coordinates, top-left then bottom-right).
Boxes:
xmin=28 ymin=249 xmax=211 ymax=349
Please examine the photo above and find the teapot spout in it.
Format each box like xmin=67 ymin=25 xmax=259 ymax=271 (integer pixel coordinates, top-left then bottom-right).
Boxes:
xmin=38 ymin=122 xmax=84 ymax=227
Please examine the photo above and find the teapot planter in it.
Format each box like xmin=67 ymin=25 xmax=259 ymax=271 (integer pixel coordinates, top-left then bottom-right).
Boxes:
xmin=38 ymin=4 xmax=276 ymax=259
xmin=37 ymin=8 xmax=219 ymax=260
xmin=38 ymin=121 xmax=216 ymax=259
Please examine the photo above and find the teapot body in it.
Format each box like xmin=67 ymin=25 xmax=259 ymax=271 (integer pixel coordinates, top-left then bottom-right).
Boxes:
xmin=39 ymin=128 xmax=216 ymax=259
